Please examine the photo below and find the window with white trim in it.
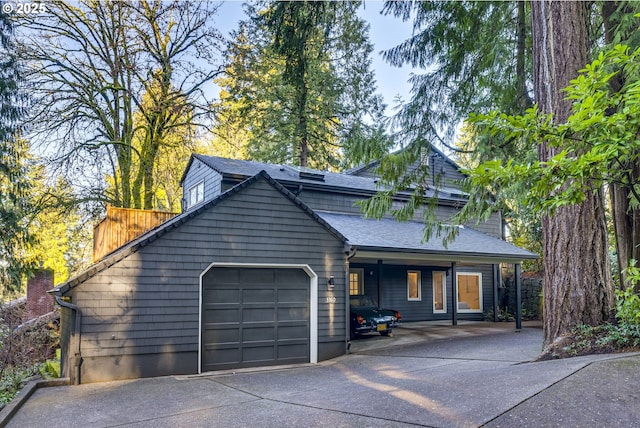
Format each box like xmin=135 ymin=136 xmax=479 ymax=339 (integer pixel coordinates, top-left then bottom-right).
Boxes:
xmin=432 ymin=271 xmax=446 ymax=313
xmin=407 ymin=270 xmax=421 ymax=301
xmin=188 ymin=180 xmax=204 ymax=208
xmin=349 ymin=268 xmax=364 ymax=296
xmin=456 ymin=272 xmax=483 ymax=312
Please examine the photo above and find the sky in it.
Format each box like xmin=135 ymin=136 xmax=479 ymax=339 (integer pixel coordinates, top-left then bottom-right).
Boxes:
xmin=215 ymin=1 xmax=416 ymax=115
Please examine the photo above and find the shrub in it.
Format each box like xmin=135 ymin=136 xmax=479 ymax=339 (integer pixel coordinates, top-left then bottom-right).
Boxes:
xmin=0 ymin=365 xmax=39 ymax=409
xmin=483 ymin=306 xmax=537 ymax=322
xmin=615 ymin=286 xmax=640 ymax=325
xmin=39 ymin=349 xmax=61 ymax=379
xmin=0 ymin=305 xmax=60 ymax=409
xmin=618 ymin=260 xmax=640 ymax=325
xmin=483 ymin=306 xmax=515 ymax=322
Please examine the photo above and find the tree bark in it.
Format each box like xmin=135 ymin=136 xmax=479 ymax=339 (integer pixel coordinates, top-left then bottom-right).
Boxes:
xmin=516 ymin=1 xmax=532 ymax=112
xmin=609 ymin=169 xmax=640 ymax=287
xmin=531 ymin=0 xmax=613 ymax=346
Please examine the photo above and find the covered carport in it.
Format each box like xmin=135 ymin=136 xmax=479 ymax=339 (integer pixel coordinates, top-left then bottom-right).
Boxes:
xmin=316 ymin=211 xmax=538 ymax=328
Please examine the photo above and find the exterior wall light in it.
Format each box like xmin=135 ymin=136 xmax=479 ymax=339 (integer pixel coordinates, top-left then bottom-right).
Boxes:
xmin=328 ymin=276 xmax=335 ymax=289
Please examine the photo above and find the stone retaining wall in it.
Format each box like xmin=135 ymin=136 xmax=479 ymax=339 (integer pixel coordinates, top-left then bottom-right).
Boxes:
xmin=499 ymin=274 xmax=543 ymax=320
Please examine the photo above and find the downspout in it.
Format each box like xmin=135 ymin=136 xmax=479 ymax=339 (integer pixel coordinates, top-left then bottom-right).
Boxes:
xmin=345 ymin=243 xmax=356 ymax=352
xmin=51 ymin=292 xmax=83 ymax=385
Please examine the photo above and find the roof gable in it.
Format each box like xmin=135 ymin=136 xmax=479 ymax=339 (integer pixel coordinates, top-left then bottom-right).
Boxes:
xmin=56 ymin=171 xmax=346 ymax=294
xmin=345 ymin=145 xmax=463 ymax=177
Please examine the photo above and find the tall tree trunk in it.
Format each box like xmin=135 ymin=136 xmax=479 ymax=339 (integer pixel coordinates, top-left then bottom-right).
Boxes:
xmin=131 ymin=133 xmax=148 ymax=210
xmin=117 ymin=145 xmax=132 ymax=208
xmin=143 ymin=135 xmax=161 ymax=210
xmin=531 ymin=0 xmax=613 ymax=346
xmin=296 ymin=45 xmax=309 ymax=167
xmin=609 ymin=169 xmax=640 ymax=287
xmin=297 ymin=83 xmax=309 ymax=167
xmin=516 ymin=1 xmax=532 ymax=112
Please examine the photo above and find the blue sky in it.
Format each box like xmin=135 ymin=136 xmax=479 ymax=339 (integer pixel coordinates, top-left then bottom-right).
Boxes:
xmin=215 ymin=1 xmax=415 ymax=115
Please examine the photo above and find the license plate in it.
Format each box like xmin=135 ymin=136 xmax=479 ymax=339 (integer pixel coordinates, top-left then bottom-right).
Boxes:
xmin=376 ymin=324 xmax=387 ymax=332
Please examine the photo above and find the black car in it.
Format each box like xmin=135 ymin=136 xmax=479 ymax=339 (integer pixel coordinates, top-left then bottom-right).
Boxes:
xmin=350 ymin=295 xmax=401 ymax=339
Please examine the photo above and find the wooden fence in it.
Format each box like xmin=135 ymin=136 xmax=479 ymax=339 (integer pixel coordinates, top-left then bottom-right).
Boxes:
xmin=93 ymin=205 xmax=177 ymax=262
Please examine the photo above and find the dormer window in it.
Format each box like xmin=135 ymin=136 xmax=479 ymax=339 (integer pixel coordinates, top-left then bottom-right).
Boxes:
xmin=188 ymin=180 xmax=204 ymax=208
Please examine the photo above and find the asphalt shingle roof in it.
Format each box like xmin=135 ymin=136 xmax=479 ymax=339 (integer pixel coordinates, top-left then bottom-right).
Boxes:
xmin=316 ymin=211 xmax=538 ymax=261
xmin=192 ymin=154 xmax=468 ymax=202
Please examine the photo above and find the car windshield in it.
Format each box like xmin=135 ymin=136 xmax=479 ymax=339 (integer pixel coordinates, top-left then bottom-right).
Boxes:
xmin=350 ymin=295 xmax=378 ymax=307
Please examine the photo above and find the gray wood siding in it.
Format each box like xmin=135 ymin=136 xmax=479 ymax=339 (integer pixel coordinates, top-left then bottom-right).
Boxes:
xmin=181 ymin=158 xmax=222 ymax=210
xmin=473 ymin=212 xmax=503 ymax=239
xmin=352 ymin=263 xmax=494 ymax=322
xmin=350 ymin=151 xmax=466 ymax=190
xmin=299 ymin=189 xmax=460 ymax=221
xmin=405 ymin=155 xmax=466 ymax=190
xmin=71 ymin=177 xmax=346 ymax=381
xmin=298 ymin=190 xmax=365 ymax=214
xmin=435 ymin=204 xmax=503 ymax=239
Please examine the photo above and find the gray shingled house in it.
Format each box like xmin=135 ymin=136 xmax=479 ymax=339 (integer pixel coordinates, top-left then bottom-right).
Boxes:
xmin=52 ymin=149 xmax=537 ymax=384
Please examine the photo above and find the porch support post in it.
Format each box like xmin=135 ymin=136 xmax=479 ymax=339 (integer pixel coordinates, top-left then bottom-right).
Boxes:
xmin=345 ymin=260 xmax=351 ymax=350
xmin=492 ymin=264 xmax=499 ymax=323
xmin=451 ymin=262 xmax=458 ymax=326
xmin=515 ymin=263 xmax=522 ymax=331
xmin=377 ymin=260 xmax=383 ymax=305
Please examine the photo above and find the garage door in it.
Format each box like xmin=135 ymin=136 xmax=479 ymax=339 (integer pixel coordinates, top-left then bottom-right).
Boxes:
xmin=201 ymin=267 xmax=310 ymax=372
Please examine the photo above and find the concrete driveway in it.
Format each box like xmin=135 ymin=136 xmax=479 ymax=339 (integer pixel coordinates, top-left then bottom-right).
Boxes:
xmin=6 ymin=321 xmax=640 ymax=427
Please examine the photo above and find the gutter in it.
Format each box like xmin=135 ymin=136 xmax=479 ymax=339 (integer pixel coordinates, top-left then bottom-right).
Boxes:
xmin=48 ymin=290 xmax=83 ymax=385
xmin=353 ymin=247 xmax=538 ymax=263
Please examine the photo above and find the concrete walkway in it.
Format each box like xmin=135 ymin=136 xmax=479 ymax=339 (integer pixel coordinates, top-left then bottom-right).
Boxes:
xmin=5 ymin=321 xmax=640 ymax=427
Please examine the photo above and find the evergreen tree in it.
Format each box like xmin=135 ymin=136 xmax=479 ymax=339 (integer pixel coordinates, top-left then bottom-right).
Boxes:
xmin=361 ymin=1 xmax=640 ymax=269
xmin=27 ymin=175 xmax=91 ymax=284
xmin=353 ymin=1 xmax=640 ymax=344
xmin=382 ymin=1 xmax=532 ymax=149
xmin=357 ymin=1 xmax=540 ymax=252
xmin=213 ymin=1 xmax=388 ymax=170
xmin=0 ymin=8 xmax=35 ymax=294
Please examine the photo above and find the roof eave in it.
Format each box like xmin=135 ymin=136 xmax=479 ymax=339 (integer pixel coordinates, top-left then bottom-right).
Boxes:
xmin=352 ymin=247 xmax=538 ymax=264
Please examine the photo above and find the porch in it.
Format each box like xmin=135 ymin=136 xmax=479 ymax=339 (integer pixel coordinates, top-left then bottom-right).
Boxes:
xmin=349 ymin=258 xmax=528 ymax=329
